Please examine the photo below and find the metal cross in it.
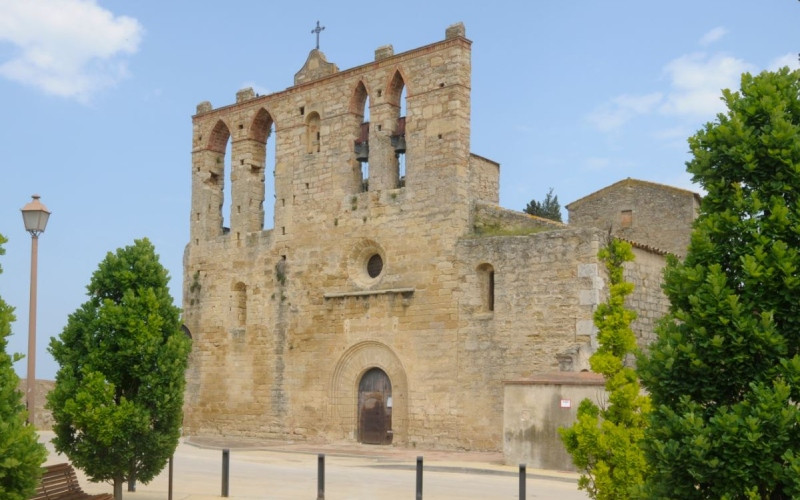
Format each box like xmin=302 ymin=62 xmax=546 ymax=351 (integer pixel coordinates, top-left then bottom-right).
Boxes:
xmin=311 ymin=20 xmax=325 ymax=50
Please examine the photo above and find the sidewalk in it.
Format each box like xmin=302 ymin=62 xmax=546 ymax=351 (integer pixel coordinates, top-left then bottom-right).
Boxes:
xmin=40 ymin=432 xmax=584 ymax=499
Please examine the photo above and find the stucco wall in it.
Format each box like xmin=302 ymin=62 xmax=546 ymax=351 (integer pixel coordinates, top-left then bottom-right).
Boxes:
xmin=503 ymin=373 xmax=607 ymax=470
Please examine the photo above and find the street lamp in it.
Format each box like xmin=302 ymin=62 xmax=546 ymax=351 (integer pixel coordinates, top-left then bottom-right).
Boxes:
xmin=21 ymin=194 xmax=50 ymax=426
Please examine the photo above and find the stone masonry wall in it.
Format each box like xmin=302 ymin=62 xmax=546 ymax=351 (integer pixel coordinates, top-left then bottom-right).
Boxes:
xmin=183 ymin=25 xmax=480 ymax=446
xmin=625 ymin=246 xmax=671 ymax=348
xmin=468 ymin=153 xmax=499 ymax=205
xmin=182 ymin=23 xmax=686 ymax=454
xmin=567 ymin=178 xmax=699 ymax=257
xmin=472 ymin=202 xmax=563 ymax=236
xmin=454 ymin=227 xmax=606 ymax=449
xmin=17 ymin=379 xmax=55 ymax=430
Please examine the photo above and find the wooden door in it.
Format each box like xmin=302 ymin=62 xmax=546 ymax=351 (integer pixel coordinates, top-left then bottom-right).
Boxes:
xmin=358 ymin=368 xmax=393 ymax=444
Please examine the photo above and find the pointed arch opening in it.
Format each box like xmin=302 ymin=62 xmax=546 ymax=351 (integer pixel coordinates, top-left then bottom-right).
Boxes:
xmin=250 ymin=109 xmax=276 ymax=230
xmin=207 ymin=120 xmax=232 ymax=235
xmin=388 ymin=71 xmax=407 ymax=188
xmin=352 ymin=81 xmax=370 ymax=192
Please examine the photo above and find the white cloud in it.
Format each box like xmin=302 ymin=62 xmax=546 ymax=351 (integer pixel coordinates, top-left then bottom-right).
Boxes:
xmin=699 ymin=27 xmax=727 ymax=46
xmin=586 ymin=92 xmax=663 ymax=132
xmin=0 ymin=0 xmax=143 ymax=102
xmin=585 ymin=52 xmax=749 ymax=132
xmin=659 ymin=52 xmax=753 ymax=117
xmin=768 ymin=53 xmax=800 ymax=71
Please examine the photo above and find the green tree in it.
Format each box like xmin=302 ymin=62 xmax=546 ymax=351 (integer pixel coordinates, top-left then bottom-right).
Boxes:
xmin=48 ymin=238 xmax=190 ymax=500
xmin=0 ymin=233 xmax=47 ymax=500
xmin=638 ymin=67 xmax=800 ymax=498
xmin=524 ymin=187 xmax=563 ymax=222
xmin=559 ymin=238 xmax=649 ymax=499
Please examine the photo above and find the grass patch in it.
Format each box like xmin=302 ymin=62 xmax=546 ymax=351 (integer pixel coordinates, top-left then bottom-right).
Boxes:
xmin=470 ymin=224 xmax=552 ymax=237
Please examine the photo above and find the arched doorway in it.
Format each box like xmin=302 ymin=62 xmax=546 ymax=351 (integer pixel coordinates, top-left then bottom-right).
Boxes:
xmin=330 ymin=341 xmax=407 ymax=444
xmin=358 ymin=368 xmax=392 ymax=444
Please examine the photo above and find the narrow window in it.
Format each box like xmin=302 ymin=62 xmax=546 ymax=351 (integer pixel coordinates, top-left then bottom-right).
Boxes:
xmin=488 ymin=270 xmax=495 ymax=312
xmin=306 ymin=112 xmax=321 ymax=154
xmin=233 ymin=282 xmax=246 ymax=327
xmin=356 ymin=119 xmax=370 ymax=191
xmin=477 ymin=264 xmax=495 ymax=313
xmin=359 ymin=98 xmax=370 ymax=191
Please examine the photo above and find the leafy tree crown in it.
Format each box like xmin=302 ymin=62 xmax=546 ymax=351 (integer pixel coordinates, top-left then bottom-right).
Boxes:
xmin=48 ymin=238 xmax=190 ymax=498
xmin=639 ymin=67 xmax=800 ymax=499
xmin=0 ymin=233 xmax=47 ymax=500
xmin=560 ymin=238 xmax=649 ymax=500
xmin=524 ymin=187 xmax=563 ymax=222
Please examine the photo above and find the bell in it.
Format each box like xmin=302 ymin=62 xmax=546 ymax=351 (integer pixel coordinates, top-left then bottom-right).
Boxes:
xmin=391 ymin=135 xmax=406 ymax=155
xmin=355 ymin=141 xmax=369 ymax=162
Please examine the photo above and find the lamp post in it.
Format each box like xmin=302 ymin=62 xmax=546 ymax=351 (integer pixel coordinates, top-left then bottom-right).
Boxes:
xmin=21 ymin=194 xmax=50 ymax=426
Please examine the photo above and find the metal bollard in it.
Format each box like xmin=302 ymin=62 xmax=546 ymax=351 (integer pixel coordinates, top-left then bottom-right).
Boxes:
xmin=317 ymin=453 xmax=325 ymax=500
xmin=168 ymin=456 xmax=174 ymax=500
xmin=221 ymin=448 xmax=230 ymax=497
xmin=416 ymin=456 xmax=423 ymax=499
xmin=519 ymin=463 xmax=526 ymax=500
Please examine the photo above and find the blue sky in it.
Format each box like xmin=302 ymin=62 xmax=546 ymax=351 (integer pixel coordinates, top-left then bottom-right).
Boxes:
xmin=0 ymin=0 xmax=797 ymax=380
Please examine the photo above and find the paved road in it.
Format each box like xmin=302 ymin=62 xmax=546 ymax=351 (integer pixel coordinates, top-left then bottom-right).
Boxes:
xmin=41 ymin=432 xmax=589 ymax=499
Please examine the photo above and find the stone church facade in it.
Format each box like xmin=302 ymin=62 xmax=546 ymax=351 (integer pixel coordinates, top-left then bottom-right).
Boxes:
xmin=181 ymin=23 xmax=697 ymax=451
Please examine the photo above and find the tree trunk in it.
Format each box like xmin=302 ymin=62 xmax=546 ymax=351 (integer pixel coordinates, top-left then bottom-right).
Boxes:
xmin=113 ymin=476 xmax=123 ymax=500
xmin=127 ymin=461 xmax=136 ymax=492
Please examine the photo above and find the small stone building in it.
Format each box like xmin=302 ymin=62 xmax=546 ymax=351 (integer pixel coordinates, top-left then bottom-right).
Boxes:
xmin=181 ymin=23 xmax=696 ymax=452
xmin=567 ymin=178 xmax=701 ymax=258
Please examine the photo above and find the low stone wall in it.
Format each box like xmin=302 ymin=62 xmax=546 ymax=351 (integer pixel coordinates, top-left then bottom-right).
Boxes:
xmin=17 ymin=378 xmax=55 ymax=430
xmin=471 ymin=202 xmax=563 ymax=236
xmin=503 ymin=372 xmax=606 ymax=471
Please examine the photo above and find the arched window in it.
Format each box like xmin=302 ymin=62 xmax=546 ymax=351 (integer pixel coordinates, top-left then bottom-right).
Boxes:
xmin=306 ymin=112 xmax=320 ymax=154
xmin=477 ymin=263 xmax=495 ymax=312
